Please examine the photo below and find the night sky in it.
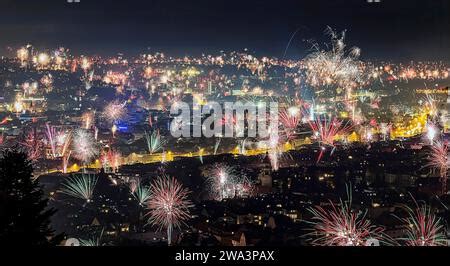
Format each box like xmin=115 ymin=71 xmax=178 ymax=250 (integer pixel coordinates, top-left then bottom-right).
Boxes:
xmin=0 ymin=0 xmax=449 ymax=61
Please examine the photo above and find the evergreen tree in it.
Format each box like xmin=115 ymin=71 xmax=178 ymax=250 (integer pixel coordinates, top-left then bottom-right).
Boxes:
xmin=0 ymin=149 xmax=63 ymax=245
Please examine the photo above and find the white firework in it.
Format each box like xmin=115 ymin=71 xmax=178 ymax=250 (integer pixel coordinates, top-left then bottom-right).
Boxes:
xmin=72 ymin=129 xmax=98 ymax=165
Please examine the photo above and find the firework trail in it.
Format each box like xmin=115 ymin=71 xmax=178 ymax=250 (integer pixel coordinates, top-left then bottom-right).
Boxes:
xmin=45 ymin=123 xmax=58 ymax=158
xmin=268 ymin=123 xmax=283 ymax=171
xmin=379 ymin=122 xmax=392 ymax=141
xmin=395 ymin=200 xmax=447 ymax=246
xmin=147 ymin=176 xmax=192 ymax=246
xmin=238 ymin=138 xmax=247 ymax=155
xmin=60 ymin=173 xmax=98 ymax=203
xmin=426 ymin=141 xmax=449 ymax=194
xmin=61 ymin=130 xmax=73 ymax=173
xmin=72 ymin=129 xmax=98 ymax=167
xmin=145 ymin=130 xmax=166 ymax=154
xmin=306 ymin=186 xmax=385 ymax=246
xmin=82 ymin=111 xmax=95 ymax=129
xmin=283 ymin=27 xmax=302 ymax=59
xmin=214 ymin=137 xmax=221 ymax=155
xmin=62 ymin=151 xmax=71 ymax=174
xmin=198 ymin=147 xmax=204 ymax=164
xmin=255 ymin=124 xmax=289 ymax=171
xmin=268 ymin=149 xmax=281 ymax=171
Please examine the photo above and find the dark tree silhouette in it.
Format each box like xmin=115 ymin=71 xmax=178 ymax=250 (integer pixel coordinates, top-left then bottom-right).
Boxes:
xmin=0 ymin=149 xmax=63 ymax=245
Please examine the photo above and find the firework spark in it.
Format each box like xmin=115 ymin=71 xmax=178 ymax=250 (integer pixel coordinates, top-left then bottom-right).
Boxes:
xmin=203 ymin=164 xmax=237 ymax=200
xmin=147 ymin=176 xmax=192 ymax=246
xmin=60 ymin=173 xmax=98 ymax=203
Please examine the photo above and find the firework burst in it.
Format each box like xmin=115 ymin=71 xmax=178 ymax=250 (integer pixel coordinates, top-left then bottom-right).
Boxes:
xmin=424 ymin=121 xmax=439 ymax=145
xmin=306 ymin=188 xmax=385 ymax=246
xmin=304 ymin=27 xmax=367 ymax=93
xmin=426 ymin=141 xmax=449 ymax=194
xmin=72 ymin=129 xmax=98 ymax=166
xmin=279 ymin=107 xmax=301 ymax=141
xmin=60 ymin=173 xmax=98 ymax=203
xmin=145 ymin=130 xmax=166 ymax=154
xmin=395 ymin=200 xmax=447 ymax=246
xmin=103 ymin=101 xmax=127 ymax=123
xmin=306 ymin=114 xmax=353 ymax=163
xmin=147 ymin=176 xmax=192 ymax=246
xmin=79 ymin=229 xmax=104 ymax=246
xmin=202 ymin=164 xmax=252 ymax=200
xmin=131 ymin=179 xmax=152 ymax=206
xmin=203 ymin=164 xmax=237 ymax=200
xmin=18 ymin=129 xmax=42 ymax=161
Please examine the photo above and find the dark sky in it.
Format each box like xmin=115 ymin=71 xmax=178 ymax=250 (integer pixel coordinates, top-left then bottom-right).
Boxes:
xmin=0 ymin=0 xmax=449 ymax=61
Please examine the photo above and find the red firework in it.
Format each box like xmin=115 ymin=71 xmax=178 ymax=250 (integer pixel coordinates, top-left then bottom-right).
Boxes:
xmin=426 ymin=141 xmax=449 ymax=194
xmin=279 ymin=108 xmax=301 ymax=141
xmin=307 ymin=115 xmax=353 ymax=162
xmin=19 ymin=129 xmax=42 ymax=161
xmin=100 ymin=149 xmax=122 ymax=172
xmin=396 ymin=200 xmax=447 ymax=246
xmin=307 ymin=191 xmax=384 ymax=246
xmin=147 ymin=176 xmax=192 ymax=245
